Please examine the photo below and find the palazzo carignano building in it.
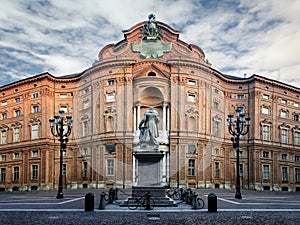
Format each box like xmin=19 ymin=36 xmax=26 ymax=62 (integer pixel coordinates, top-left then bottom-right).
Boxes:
xmin=1 ymin=14 xmax=300 ymax=192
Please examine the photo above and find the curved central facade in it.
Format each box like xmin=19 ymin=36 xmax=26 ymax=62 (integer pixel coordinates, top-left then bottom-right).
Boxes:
xmin=1 ymin=15 xmax=300 ymax=192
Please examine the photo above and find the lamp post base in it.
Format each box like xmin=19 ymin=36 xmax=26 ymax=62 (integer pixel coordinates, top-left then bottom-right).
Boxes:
xmin=235 ymin=187 xmax=242 ymax=199
xmin=56 ymin=186 xmax=64 ymax=199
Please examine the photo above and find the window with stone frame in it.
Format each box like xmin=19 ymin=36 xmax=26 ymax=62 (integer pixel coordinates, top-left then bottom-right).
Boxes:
xmin=280 ymin=110 xmax=288 ymax=118
xmin=282 ymin=167 xmax=288 ymax=182
xmin=295 ymin=168 xmax=300 ymax=183
xmin=262 ymin=125 xmax=271 ymax=141
xmin=188 ymin=159 xmax=195 ymax=176
xmin=13 ymin=127 xmax=20 ymax=142
xmin=13 ymin=166 xmax=19 ymax=181
xmin=1 ymin=130 xmax=6 ymax=144
xmin=263 ymin=165 xmax=270 ymax=180
xmin=294 ymin=131 xmax=300 ymax=146
xmin=31 ymin=124 xmax=38 ymax=139
xmin=107 ymin=159 xmax=114 ymax=176
xmin=0 ymin=168 xmax=6 ymax=182
xmin=262 ymin=106 xmax=270 ymax=115
xmin=83 ymin=162 xmax=88 ymax=178
xmin=31 ymin=165 xmax=38 ymax=180
xmin=214 ymin=162 xmax=220 ymax=178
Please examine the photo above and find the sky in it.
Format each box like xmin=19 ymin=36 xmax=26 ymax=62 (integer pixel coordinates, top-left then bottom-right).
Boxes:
xmin=1 ymin=0 xmax=300 ymax=88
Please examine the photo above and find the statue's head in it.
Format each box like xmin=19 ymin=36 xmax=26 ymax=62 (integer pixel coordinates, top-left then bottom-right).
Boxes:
xmin=148 ymin=13 xmax=156 ymax=21
xmin=149 ymin=106 xmax=154 ymax=111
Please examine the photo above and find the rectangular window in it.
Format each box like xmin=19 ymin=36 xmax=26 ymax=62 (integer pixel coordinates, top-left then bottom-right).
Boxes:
xmin=13 ymin=166 xmax=19 ymax=181
xmin=263 ymin=165 xmax=270 ymax=180
xmin=296 ymin=168 xmax=300 ymax=182
xmin=33 ymin=106 xmax=39 ymax=113
xmin=282 ymin=167 xmax=288 ymax=182
xmin=32 ymin=93 xmax=39 ymax=98
xmin=15 ymin=97 xmax=20 ymax=102
xmin=1 ymin=130 xmax=6 ymax=144
xmin=31 ymin=124 xmax=38 ymax=139
xmin=0 ymin=168 xmax=6 ymax=182
xmin=1 ymin=155 xmax=6 ymax=161
xmin=239 ymin=164 xmax=243 ymax=177
xmin=263 ymin=94 xmax=269 ymax=100
xmin=32 ymin=150 xmax=38 ymax=157
xmin=108 ymin=79 xmax=116 ymax=85
xmin=60 ymin=105 xmax=68 ymax=113
xmin=59 ymin=93 xmax=68 ymax=98
xmin=2 ymin=113 xmax=7 ymax=120
xmin=187 ymin=94 xmax=196 ymax=103
xmin=263 ymin=125 xmax=270 ymax=141
xmin=237 ymin=95 xmax=245 ymax=99
xmin=236 ymin=107 xmax=245 ymax=114
xmin=262 ymin=107 xmax=269 ymax=115
xmin=281 ymin=129 xmax=288 ymax=144
xmin=239 ymin=151 xmax=243 ymax=158
xmin=62 ymin=164 xmax=66 ymax=176
xmin=83 ymin=162 xmax=88 ymax=178
xmin=13 ymin=128 xmax=20 ymax=142
xmin=188 ymin=80 xmax=196 ymax=86
xmin=188 ymin=159 xmax=195 ymax=176
xmin=281 ymin=99 xmax=287 ymax=104
xmin=295 ymin=131 xmax=300 ymax=146
xmin=295 ymin=156 xmax=300 ymax=162
xmin=106 ymin=93 xmax=115 ymax=102
xmin=107 ymin=159 xmax=114 ymax=176
xmin=1 ymin=101 xmax=7 ymax=106
xmin=294 ymin=103 xmax=299 ymax=107
xmin=83 ymin=101 xmax=89 ymax=109
xmin=14 ymin=152 xmax=20 ymax=159
xmin=215 ymin=121 xmax=220 ymax=137
xmin=82 ymin=121 xmax=88 ymax=137
xmin=31 ymin=165 xmax=38 ymax=180
xmin=281 ymin=111 xmax=287 ymax=118
xmin=215 ymin=162 xmax=220 ymax=178
xmin=294 ymin=115 xmax=299 ymax=121
xmin=282 ymin=154 xmax=288 ymax=160
xmin=214 ymin=102 xmax=219 ymax=109
xmin=15 ymin=110 xmax=21 ymax=117
xmin=263 ymin=151 xmax=269 ymax=158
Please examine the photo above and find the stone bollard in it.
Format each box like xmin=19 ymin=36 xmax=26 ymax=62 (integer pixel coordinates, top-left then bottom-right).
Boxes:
xmin=207 ymin=193 xmax=217 ymax=212
xmin=192 ymin=192 xmax=198 ymax=210
xmin=98 ymin=192 xmax=106 ymax=210
xmin=85 ymin=192 xmax=94 ymax=211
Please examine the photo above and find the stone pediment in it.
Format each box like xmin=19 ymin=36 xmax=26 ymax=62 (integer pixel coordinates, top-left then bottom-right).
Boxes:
xmin=134 ymin=63 xmax=170 ymax=79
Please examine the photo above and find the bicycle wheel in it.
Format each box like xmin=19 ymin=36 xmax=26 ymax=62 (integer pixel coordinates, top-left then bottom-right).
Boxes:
xmin=127 ymin=198 xmax=139 ymax=210
xmin=197 ymin=198 xmax=205 ymax=209
xmin=142 ymin=198 xmax=155 ymax=210
xmin=172 ymin=192 xmax=180 ymax=200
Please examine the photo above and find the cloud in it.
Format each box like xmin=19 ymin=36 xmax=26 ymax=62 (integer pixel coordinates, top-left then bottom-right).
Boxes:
xmin=0 ymin=0 xmax=300 ymax=88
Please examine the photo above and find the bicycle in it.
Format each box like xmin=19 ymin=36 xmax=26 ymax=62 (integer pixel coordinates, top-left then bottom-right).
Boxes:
xmin=127 ymin=192 xmax=155 ymax=210
xmin=166 ymin=188 xmax=180 ymax=200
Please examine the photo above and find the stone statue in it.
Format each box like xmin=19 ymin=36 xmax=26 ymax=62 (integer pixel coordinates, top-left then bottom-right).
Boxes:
xmin=140 ymin=13 xmax=163 ymax=40
xmin=138 ymin=106 xmax=160 ymax=146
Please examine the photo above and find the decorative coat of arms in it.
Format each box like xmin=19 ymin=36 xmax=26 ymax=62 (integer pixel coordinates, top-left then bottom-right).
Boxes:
xmin=131 ymin=14 xmax=172 ymax=58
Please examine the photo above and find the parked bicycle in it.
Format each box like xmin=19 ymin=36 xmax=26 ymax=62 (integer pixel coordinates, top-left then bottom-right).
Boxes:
xmin=127 ymin=192 xmax=155 ymax=210
xmin=165 ymin=188 xmax=180 ymax=200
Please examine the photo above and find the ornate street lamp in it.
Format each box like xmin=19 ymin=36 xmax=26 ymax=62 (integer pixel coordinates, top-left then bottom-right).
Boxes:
xmin=49 ymin=111 xmax=73 ymax=199
xmin=227 ymin=109 xmax=250 ymax=199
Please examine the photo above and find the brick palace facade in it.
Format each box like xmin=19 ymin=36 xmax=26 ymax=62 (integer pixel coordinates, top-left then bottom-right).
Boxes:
xmin=1 ymin=15 xmax=300 ymax=192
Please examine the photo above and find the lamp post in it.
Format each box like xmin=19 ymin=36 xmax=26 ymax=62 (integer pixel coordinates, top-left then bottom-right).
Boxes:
xmin=49 ymin=111 xmax=73 ymax=199
xmin=227 ymin=109 xmax=250 ymax=199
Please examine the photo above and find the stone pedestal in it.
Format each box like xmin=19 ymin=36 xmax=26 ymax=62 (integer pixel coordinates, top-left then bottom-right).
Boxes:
xmin=134 ymin=151 xmax=163 ymax=186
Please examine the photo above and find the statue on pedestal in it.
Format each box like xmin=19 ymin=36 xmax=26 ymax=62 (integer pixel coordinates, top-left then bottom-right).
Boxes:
xmin=138 ymin=106 xmax=160 ymax=147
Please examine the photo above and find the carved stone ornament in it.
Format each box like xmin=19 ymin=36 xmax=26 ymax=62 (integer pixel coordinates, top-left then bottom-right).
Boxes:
xmin=131 ymin=14 xmax=172 ymax=58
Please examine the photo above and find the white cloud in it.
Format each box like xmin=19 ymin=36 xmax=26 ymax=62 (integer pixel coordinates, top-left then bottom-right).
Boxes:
xmin=0 ymin=0 xmax=300 ymax=89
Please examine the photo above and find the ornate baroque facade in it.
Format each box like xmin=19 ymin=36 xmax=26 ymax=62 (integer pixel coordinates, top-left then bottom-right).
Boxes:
xmin=1 ymin=15 xmax=300 ymax=192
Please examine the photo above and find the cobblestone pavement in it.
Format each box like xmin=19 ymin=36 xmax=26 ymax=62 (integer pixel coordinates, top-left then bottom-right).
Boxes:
xmin=0 ymin=188 xmax=300 ymax=224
